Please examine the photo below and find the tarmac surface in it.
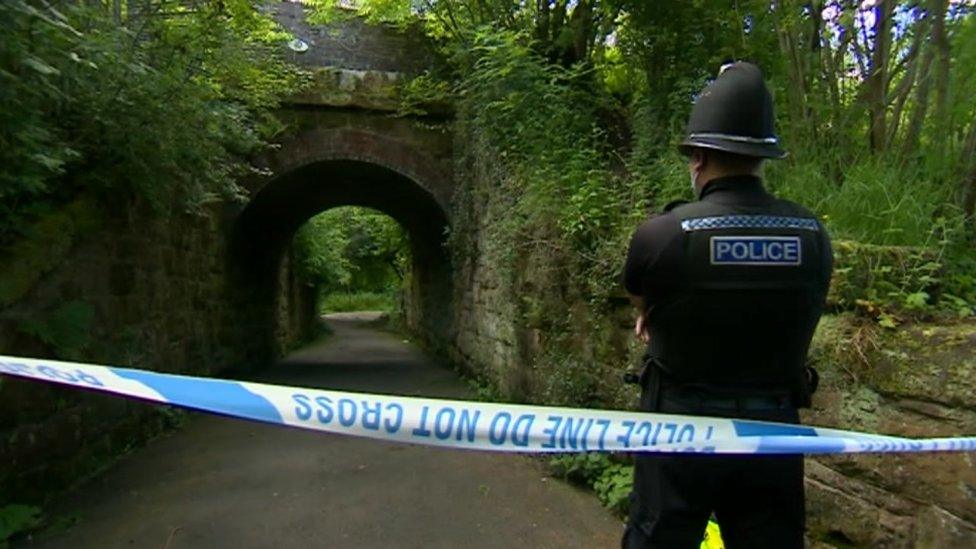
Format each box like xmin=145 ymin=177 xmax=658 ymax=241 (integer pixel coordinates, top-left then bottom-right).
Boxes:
xmin=25 ymin=313 xmax=621 ymax=548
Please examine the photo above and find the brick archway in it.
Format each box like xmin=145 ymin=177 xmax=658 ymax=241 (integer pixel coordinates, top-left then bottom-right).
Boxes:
xmin=249 ymin=126 xmax=453 ymax=216
xmin=230 ymin=121 xmax=454 ymax=363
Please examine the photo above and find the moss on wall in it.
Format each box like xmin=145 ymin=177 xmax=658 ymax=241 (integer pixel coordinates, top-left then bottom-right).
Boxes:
xmin=804 ymin=314 xmax=976 ymax=545
xmin=0 ymin=199 xmax=101 ymax=308
xmin=0 ymin=197 xmax=315 ymax=506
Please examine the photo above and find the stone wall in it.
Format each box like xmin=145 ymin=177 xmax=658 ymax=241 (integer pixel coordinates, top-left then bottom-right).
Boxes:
xmin=0 ymin=199 xmax=313 ymax=503
xmin=803 ymin=316 xmax=976 ymax=547
xmin=273 ymin=3 xmax=437 ymax=74
xmin=446 ymin=131 xmax=527 ymax=397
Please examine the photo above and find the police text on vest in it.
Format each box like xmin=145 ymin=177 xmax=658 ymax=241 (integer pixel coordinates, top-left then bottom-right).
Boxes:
xmin=710 ymin=236 xmax=802 ymax=266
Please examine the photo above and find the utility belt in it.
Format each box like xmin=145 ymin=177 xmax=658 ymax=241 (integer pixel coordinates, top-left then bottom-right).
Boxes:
xmin=624 ymin=355 xmax=808 ymax=412
xmin=659 ymin=384 xmax=792 ymax=412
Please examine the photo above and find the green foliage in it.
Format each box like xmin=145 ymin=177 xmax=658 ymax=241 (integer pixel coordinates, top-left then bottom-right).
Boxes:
xmin=320 ymin=291 xmax=396 ymax=313
xmin=397 ymin=72 xmax=453 ymax=116
xmin=307 ymin=0 xmax=390 ymax=25
xmin=450 ymin=28 xmax=644 ymax=299
xmin=548 ymin=453 xmax=633 ymax=515
xmin=0 ymin=199 xmax=100 ymax=307
xmin=17 ymin=301 xmax=94 ymax=360
xmin=293 ymin=206 xmax=409 ymax=295
xmin=294 ymin=212 xmax=355 ymax=291
xmin=0 ymin=504 xmax=41 ymax=546
xmin=537 ymin=349 xmax=601 ymax=406
xmin=612 ymin=0 xmax=780 ymax=148
xmin=464 ymin=373 xmax=504 ymax=402
xmin=592 ymin=461 xmax=634 ymax=515
xmin=769 ymin=157 xmax=965 ymax=248
xmin=596 ymin=46 xmax=640 ymax=98
xmin=0 ymin=0 xmax=302 ymax=246
xmin=442 ymin=25 xmax=656 ymax=412
xmin=828 ymin=240 xmax=974 ymax=322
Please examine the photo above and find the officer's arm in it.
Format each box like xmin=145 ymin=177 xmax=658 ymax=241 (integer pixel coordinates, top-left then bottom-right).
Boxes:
xmin=629 ymin=294 xmax=649 ymax=343
xmin=624 ymin=220 xmax=659 ymax=343
xmin=820 ymin=226 xmax=834 ymax=290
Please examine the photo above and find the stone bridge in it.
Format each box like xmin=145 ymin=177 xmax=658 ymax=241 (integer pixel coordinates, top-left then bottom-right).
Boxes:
xmin=0 ymin=4 xmax=466 ymax=502
xmin=232 ymin=3 xmax=455 ymax=359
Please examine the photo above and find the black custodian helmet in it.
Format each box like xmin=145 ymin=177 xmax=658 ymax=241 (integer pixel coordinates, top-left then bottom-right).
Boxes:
xmin=678 ymin=62 xmax=787 ymax=160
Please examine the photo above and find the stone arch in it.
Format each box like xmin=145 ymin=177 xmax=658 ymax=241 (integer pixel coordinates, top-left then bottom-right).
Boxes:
xmin=231 ymin=125 xmax=454 ymax=364
xmin=249 ymin=126 xmax=453 ymax=214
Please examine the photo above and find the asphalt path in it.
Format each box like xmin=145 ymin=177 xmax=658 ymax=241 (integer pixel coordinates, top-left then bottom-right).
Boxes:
xmin=25 ymin=313 xmax=621 ymax=548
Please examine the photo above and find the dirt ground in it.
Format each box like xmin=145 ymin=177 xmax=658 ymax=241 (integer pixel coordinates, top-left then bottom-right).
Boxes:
xmin=22 ymin=313 xmax=621 ymax=548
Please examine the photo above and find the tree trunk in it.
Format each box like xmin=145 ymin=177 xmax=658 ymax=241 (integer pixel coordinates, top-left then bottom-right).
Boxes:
xmin=900 ymin=0 xmax=949 ymax=159
xmin=569 ymin=0 xmax=594 ymax=65
xmin=887 ymin=23 xmax=926 ymax=152
xmin=535 ymin=0 xmax=550 ymax=44
xmin=930 ymin=0 xmax=950 ymax=149
xmin=773 ymin=2 xmax=809 ymax=145
xmin=810 ymin=1 xmax=823 ymax=53
xmin=823 ymin=22 xmax=854 ymax=157
xmin=902 ymin=50 xmax=933 ymax=156
xmin=960 ymin=124 xmax=976 ymax=236
xmin=865 ymin=0 xmax=893 ymax=153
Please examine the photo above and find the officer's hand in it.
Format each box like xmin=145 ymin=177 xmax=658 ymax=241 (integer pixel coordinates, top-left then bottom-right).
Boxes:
xmin=634 ymin=315 xmax=650 ymax=343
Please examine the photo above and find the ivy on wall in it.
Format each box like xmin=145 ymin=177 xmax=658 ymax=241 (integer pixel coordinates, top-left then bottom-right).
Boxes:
xmin=0 ymin=0 xmax=303 ymax=248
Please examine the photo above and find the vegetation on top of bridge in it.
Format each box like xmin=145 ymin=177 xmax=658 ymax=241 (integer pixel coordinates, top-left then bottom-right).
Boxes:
xmin=0 ymin=0 xmax=303 ymax=251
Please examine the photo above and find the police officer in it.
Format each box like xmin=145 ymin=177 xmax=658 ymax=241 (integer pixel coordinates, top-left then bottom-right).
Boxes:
xmin=621 ymin=62 xmax=832 ymax=548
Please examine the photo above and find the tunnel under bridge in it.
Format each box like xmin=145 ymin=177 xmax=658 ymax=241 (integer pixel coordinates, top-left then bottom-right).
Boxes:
xmin=229 ymin=3 xmax=456 ymax=362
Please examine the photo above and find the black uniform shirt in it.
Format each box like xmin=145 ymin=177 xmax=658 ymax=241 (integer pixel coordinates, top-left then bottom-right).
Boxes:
xmin=623 ymin=175 xmax=833 ymax=394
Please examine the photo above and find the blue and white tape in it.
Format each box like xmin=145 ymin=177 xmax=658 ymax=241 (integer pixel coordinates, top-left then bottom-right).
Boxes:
xmin=2 ymin=355 xmax=975 ymax=455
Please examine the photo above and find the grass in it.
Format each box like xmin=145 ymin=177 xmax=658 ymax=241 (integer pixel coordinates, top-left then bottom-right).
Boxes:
xmin=650 ymin=150 xmax=966 ymax=249
xmin=320 ymin=291 xmax=395 ymax=313
xmin=767 ymin=156 xmax=963 ymax=248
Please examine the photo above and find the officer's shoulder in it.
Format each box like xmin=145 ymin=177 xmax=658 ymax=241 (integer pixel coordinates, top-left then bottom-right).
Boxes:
xmin=633 ymin=207 xmax=684 ymax=241
xmin=660 ymin=198 xmax=714 ymax=218
xmin=661 ymin=199 xmax=690 ymax=213
xmin=772 ymin=196 xmax=820 ymax=220
xmin=770 ymin=196 xmax=831 ymax=237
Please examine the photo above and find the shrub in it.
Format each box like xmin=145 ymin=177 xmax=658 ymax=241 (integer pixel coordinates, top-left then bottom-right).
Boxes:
xmin=548 ymin=453 xmax=633 ymax=515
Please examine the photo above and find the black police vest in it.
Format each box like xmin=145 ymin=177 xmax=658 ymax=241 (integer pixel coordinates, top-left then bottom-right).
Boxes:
xmin=646 ymin=196 xmax=830 ymax=399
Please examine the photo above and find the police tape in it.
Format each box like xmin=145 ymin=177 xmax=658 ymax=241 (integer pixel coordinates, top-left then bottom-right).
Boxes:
xmin=2 ymin=354 xmax=975 ymax=455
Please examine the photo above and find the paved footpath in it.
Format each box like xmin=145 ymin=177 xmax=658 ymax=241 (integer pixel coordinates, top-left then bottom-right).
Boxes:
xmin=25 ymin=313 xmax=621 ymax=548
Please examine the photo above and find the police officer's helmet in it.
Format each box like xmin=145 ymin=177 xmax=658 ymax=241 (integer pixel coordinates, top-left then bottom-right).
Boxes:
xmin=678 ymin=62 xmax=787 ymax=160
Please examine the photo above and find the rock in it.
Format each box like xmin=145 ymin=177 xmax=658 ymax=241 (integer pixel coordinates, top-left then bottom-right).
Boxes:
xmin=805 ymin=460 xmax=916 ymax=547
xmin=803 ymin=315 xmax=976 ymax=546
xmin=914 ymin=505 xmax=976 ymax=548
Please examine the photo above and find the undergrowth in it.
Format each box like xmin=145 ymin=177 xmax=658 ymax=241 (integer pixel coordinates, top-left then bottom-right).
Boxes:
xmin=548 ymin=453 xmax=633 ymax=516
xmin=0 ymin=504 xmax=41 ymax=547
xmin=0 ymin=1 xmax=302 ymax=247
xmin=320 ymin=291 xmax=396 ymax=313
